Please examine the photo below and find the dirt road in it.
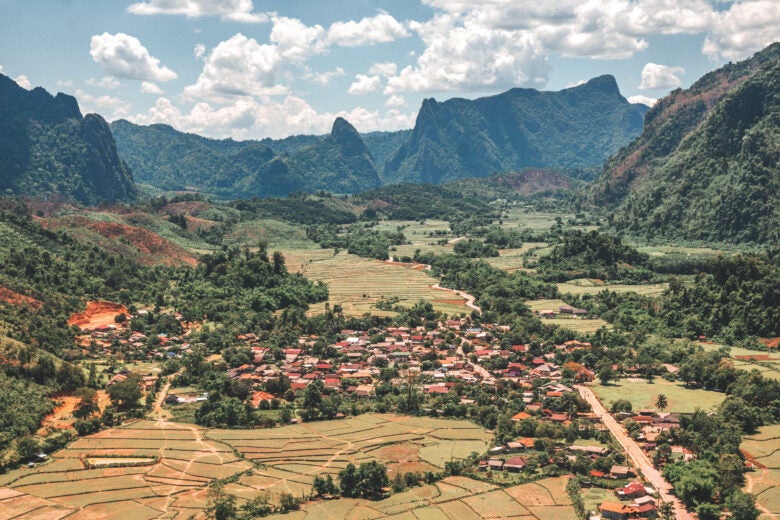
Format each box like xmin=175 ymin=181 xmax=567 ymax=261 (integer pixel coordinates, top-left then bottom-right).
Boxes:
xmin=576 ymin=385 xmax=694 ymax=520
xmin=431 ymin=283 xmax=481 ymax=314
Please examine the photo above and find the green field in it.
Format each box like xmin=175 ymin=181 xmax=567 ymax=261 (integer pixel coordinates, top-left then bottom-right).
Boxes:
xmin=697 ymin=343 xmax=780 ymax=381
xmin=525 ymin=299 xmax=610 ymax=333
xmin=557 ymin=279 xmax=669 ymax=297
xmin=282 ymin=249 xmax=471 ymax=317
xmin=589 ymin=378 xmax=726 ymax=413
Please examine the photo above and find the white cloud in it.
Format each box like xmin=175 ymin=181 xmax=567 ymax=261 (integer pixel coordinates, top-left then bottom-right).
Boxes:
xmin=617 ymin=0 xmax=714 ymax=35
xmin=327 ymin=11 xmax=410 ymax=47
xmin=57 ymin=79 xmax=74 ymax=88
xmin=75 ymin=89 xmax=132 ymax=119
xmin=385 ymin=15 xmax=549 ymax=93
xmin=627 ymin=94 xmax=657 ymax=106
xmin=140 ymin=81 xmax=163 ymax=94
xmin=639 ymin=62 xmax=685 ymax=89
xmin=130 ymin=95 xmax=414 ymax=139
xmin=86 ymin=76 xmax=120 ymax=89
xmin=702 ymin=0 xmax=780 ymax=61
xmin=90 ymin=33 xmax=177 ymax=82
xmin=184 ymin=33 xmax=286 ymax=100
xmin=0 ymin=65 xmax=4 ymax=73
xmin=14 ymin=75 xmax=31 ymax=89
xmin=269 ymin=16 xmax=326 ymax=64
xmin=385 ymin=94 xmax=407 ymax=108
xmin=566 ymin=79 xmax=587 ymax=88
xmin=368 ymin=62 xmax=398 ymax=77
xmin=194 ymin=43 xmax=206 ymax=58
xmin=348 ymin=74 xmax=381 ymax=94
xmin=302 ymin=67 xmax=345 ymax=86
xmin=127 ymin=0 xmax=267 ymax=23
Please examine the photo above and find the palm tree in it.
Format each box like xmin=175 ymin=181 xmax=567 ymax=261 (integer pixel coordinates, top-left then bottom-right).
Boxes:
xmin=655 ymin=394 xmax=668 ymax=412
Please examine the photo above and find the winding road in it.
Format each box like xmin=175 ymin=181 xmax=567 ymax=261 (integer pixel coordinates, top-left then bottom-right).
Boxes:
xmin=575 ymin=385 xmax=694 ymax=520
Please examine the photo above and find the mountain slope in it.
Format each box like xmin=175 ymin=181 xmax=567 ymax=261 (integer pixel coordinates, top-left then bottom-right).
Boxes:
xmin=384 ymin=75 xmax=648 ymax=184
xmin=591 ymin=42 xmax=780 ymax=243
xmin=0 ymin=74 xmax=135 ymax=204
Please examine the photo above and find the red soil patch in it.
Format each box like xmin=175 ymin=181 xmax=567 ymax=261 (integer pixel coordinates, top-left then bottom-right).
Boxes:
xmin=0 ymin=286 xmax=42 ymax=310
xmin=68 ymin=301 xmax=129 ymax=330
xmin=84 ymin=220 xmax=197 ymax=267
xmin=760 ymin=338 xmax=780 ymax=349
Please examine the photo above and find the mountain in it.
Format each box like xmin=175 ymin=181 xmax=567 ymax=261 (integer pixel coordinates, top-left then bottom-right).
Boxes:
xmin=0 ymin=74 xmax=135 ymax=204
xmin=112 ymin=118 xmax=381 ymax=197
xmin=383 ymin=75 xmax=649 ymax=185
xmin=590 ymin=42 xmax=780 ymax=244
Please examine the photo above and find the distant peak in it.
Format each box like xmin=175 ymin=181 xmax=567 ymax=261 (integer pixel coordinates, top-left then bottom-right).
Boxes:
xmin=330 ymin=117 xmax=368 ymax=155
xmin=331 ymin=116 xmax=358 ymax=138
xmin=581 ymin=74 xmax=620 ymax=94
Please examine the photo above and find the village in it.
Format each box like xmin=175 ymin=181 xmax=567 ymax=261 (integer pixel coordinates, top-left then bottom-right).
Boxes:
xmin=66 ymin=300 xmax=707 ymax=519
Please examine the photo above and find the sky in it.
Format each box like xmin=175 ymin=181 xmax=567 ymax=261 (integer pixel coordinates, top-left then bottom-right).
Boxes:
xmin=0 ymin=0 xmax=778 ymax=140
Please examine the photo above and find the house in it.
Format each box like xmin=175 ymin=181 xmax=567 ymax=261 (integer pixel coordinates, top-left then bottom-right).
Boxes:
xmin=617 ymin=481 xmax=646 ymax=500
xmin=249 ymin=391 xmax=276 ymax=409
xmin=511 ymin=411 xmax=532 ymax=422
xmin=487 ymin=459 xmax=504 ymax=471
xmin=610 ymin=465 xmax=631 ymax=479
xmin=503 ymin=457 xmax=527 ymax=472
xmin=599 ymin=502 xmax=634 ymax=520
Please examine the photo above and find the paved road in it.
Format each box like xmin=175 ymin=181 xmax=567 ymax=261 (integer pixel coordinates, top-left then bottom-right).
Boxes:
xmin=575 ymin=385 xmax=694 ymax=520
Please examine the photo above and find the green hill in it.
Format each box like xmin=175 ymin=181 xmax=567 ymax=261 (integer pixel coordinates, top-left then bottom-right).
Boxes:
xmin=0 ymin=74 xmax=135 ymax=204
xmin=591 ymin=42 xmax=780 ymax=244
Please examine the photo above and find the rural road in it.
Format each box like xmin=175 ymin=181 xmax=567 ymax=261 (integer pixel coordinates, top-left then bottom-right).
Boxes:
xmin=575 ymin=385 xmax=694 ymax=520
xmin=431 ymin=283 xmax=481 ymax=314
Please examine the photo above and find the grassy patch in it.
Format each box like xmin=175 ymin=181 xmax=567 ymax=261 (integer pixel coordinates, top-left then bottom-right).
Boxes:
xmin=590 ymin=378 xmax=726 ymax=413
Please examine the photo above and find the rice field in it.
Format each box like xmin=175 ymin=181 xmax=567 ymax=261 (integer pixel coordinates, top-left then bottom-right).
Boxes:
xmin=281 ymin=249 xmax=471 ymax=317
xmin=741 ymin=425 xmax=780 ymax=518
xmin=525 ymin=299 xmax=611 ymax=333
xmin=0 ymin=419 xmax=250 ymax=519
xmin=211 ymin=413 xmax=492 ymax=506
xmin=286 ymin=475 xmax=576 ymax=519
xmin=557 ymin=279 xmax=669 ymax=297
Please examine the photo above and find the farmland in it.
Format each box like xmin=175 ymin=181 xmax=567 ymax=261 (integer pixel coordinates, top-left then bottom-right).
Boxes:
xmin=281 ymin=249 xmax=471 ymax=317
xmin=211 ymin=413 xmax=493 ymax=506
xmin=287 ymin=475 xmax=578 ymax=519
xmin=589 ymin=378 xmax=726 ymax=414
xmin=742 ymin=425 xmax=780 ymax=518
xmin=525 ymin=299 xmax=610 ymax=333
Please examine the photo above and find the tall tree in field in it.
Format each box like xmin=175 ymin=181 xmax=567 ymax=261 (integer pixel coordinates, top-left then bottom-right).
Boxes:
xmin=655 ymin=394 xmax=668 ymax=412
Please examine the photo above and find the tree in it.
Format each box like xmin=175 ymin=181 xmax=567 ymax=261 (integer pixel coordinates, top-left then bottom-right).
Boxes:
xmin=204 ymin=484 xmax=237 ymax=520
xmin=725 ymin=490 xmax=760 ymax=520
xmin=658 ymin=501 xmax=675 ymax=520
xmin=655 ymin=394 xmax=668 ymax=412
xmin=302 ymin=380 xmax=324 ymax=421
xmin=355 ymin=461 xmax=389 ymax=499
xmin=611 ymin=399 xmax=633 ymax=413
xmin=339 ymin=463 xmax=359 ymax=497
xmin=598 ymin=366 xmax=614 ymax=385
xmin=106 ymin=373 xmax=143 ymax=410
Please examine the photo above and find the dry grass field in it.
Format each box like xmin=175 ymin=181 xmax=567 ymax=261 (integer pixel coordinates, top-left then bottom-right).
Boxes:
xmin=557 ymin=279 xmax=669 ymax=297
xmin=525 ymin=299 xmax=611 ymax=333
xmin=589 ymin=378 xmax=726 ymax=414
xmin=742 ymin=425 xmax=780 ymax=518
xmin=281 ymin=249 xmax=471 ymax=317
xmin=0 ymin=420 xmax=250 ymax=519
xmin=211 ymin=413 xmax=492 ymax=506
xmin=286 ymin=475 xmax=577 ymax=519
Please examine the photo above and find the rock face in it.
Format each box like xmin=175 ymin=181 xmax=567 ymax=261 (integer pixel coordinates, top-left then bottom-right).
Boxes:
xmin=590 ymin=42 xmax=780 ymax=244
xmin=0 ymin=74 xmax=136 ymax=204
xmin=383 ymin=75 xmax=649 ymax=185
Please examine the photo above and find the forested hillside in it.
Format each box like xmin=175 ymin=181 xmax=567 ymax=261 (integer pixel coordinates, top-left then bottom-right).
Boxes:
xmin=0 ymin=75 xmax=135 ymax=204
xmin=591 ymin=42 xmax=780 ymax=244
xmin=384 ymin=75 xmax=648 ymax=184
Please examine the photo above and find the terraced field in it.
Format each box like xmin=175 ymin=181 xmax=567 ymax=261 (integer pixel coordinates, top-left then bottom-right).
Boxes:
xmin=212 ymin=413 xmax=492 ymax=506
xmin=285 ymin=475 xmax=578 ymax=519
xmin=742 ymin=425 xmax=780 ymax=519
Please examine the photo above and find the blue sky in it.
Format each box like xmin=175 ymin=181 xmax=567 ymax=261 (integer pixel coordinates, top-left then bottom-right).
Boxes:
xmin=1 ymin=0 xmax=778 ymax=139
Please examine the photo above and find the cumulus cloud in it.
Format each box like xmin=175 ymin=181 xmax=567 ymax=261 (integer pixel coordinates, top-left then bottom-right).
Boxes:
xmin=348 ymin=74 xmax=381 ymax=94
xmin=194 ymin=43 xmax=206 ymax=58
xmin=130 ymin=95 xmax=414 ymax=139
xmin=639 ymin=63 xmax=685 ymax=90
xmin=86 ymin=76 xmax=120 ymax=89
xmin=302 ymin=67 xmax=345 ymax=86
xmin=184 ymin=33 xmax=286 ymax=100
xmin=368 ymin=62 xmax=398 ymax=77
xmin=127 ymin=0 xmax=267 ymax=23
xmin=14 ymin=75 xmax=31 ymax=89
xmin=627 ymin=94 xmax=658 ymax=106
xmin=702 ymin=0 xmax=780 ymax=60
xmin=385 ymin=15 xmax=549 ymax=93
xmin=140 ymin=81 xmax=163 ymax=94
xmin=385 ymin=94 xmax=407 ymax=108
xmin=327 ymin=11 xmax=410 ymax=47
xmin=90 ymin=32 xmax=177 ymax=82
xmin=75 ymin=89 xmax=132 ymax=119
xmin=270 ymin=16 xmax=326 ymax=64
xmin=57 ymin=80 xmax=74 ymax=88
